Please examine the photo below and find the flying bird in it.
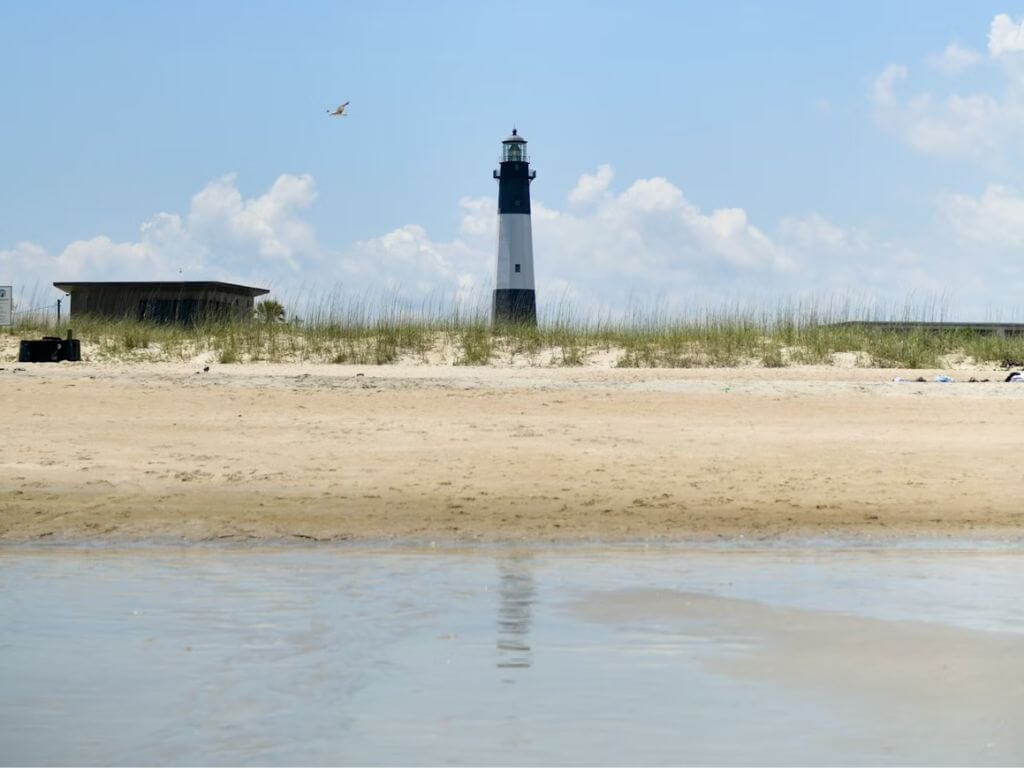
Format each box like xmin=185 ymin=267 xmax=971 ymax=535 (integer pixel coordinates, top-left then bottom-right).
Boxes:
xmin=327 ymin=101 xmax=350 ymax=116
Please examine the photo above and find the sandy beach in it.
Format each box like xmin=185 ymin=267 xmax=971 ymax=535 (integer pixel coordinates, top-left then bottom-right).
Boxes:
xmin=2 ymin=360 xmax=1023 ymax=543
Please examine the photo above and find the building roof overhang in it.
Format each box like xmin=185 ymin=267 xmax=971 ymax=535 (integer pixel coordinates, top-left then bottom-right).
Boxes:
xmin=53 ymin=281 xmax=270 ymax=297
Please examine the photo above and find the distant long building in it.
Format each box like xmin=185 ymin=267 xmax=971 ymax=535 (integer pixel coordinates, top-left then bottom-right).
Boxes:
xmin=834 ymin=320 xmax=1024 ymax=338
xmin=53 ymin=281 xmax=269 ymax=323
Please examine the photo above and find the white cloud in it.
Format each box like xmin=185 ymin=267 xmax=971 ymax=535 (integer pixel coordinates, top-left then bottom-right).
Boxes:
xmin=456 ymin=195 xmax=495 ymax=238
xmin=292 ymin=188 xmax=744 ymax=314
xmin=0 ymin=240 xmax=53 ymax=273
xmin=871 ymin=15 xmax=1024 ymax=162
xmin=871 ymin=65 xmax=1024 ymax=159
xmin=937 ymin=184 xmax=1024 ymax=296
xmin=4 ymin=166 xmax=1012 ymax=319
xmin=525 ymin=174 xmax=794 ymax=311
xmin=927 ymin=42 xmax=982 ymax=73
xmin=989 ymin=13 xmax=1024 ymax=56
xmin=776 ymin=213 xmax=928 ymax=293
xmin=1 ymin=173 xmax=322 ymax=303
xmin=341 ymin=222 xmax=481 ymax=298
xmin=520 ymin=170 xmax=943 ymax=313
xmin=568 ymin=164 xmax=614 ymax=204
xmin=872 ymin=63 xmax=907 ymax=105
xmin=186 ymin=172 xmax=318 ymax=272
xmin=944 ymin=183 xmax=1024 ymax=247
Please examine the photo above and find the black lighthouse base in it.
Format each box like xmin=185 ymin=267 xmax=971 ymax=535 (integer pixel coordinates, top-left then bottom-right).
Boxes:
xmin=492 ymin=289 xmax=536 ymax=326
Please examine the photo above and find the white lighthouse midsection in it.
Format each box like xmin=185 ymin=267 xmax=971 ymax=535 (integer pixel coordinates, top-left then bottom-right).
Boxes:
xmin=495 ymin=213 xmax=535 ymax=290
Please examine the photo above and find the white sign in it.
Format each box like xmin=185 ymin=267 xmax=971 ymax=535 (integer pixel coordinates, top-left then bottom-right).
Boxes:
xmin=0 ymin=286 xmax=11 ymax=327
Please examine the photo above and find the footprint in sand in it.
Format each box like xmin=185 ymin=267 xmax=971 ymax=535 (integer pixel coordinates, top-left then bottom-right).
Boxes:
xmin=174 ymin=470 xmax=213 ymax=482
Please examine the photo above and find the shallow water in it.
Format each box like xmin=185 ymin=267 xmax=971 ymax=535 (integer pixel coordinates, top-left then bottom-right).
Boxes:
xmin=2 ymin=545 xmax=1023 ymax=766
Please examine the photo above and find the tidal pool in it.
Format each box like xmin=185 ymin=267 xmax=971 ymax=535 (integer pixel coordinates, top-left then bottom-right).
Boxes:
xmin=1 ymin=544 xmax=1022 ymax=766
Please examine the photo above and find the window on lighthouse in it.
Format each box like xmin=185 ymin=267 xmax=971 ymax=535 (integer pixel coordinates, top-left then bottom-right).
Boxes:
xmin=504 ymin=142 xmax=524 ymax=162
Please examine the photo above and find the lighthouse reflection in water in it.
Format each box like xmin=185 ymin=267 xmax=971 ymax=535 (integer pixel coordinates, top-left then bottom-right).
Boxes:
xmin=496 ymin=557 xmax=535 ymax=672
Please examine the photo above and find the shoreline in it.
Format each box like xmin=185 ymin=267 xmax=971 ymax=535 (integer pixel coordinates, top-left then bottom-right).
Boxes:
xmin=5 ymin=533 xmax=1024 ymax=550
xmin=3 ymin=361 xmax=1024 ymax=544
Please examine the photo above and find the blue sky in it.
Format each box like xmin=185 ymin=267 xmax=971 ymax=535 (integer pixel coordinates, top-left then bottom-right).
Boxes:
xmin=4 ymin=1 xmax=1024 ymax=317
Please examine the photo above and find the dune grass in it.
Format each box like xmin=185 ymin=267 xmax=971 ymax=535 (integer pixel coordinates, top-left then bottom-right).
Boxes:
xmin=4 ymin=296 xmax=1024 ymax=369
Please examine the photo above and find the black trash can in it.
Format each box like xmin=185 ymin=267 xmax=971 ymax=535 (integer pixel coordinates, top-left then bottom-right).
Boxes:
xmin=18 ymin=331 xmax=81 ymax=363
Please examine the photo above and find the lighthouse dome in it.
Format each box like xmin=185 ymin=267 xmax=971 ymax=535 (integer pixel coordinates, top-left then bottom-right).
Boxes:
xmin=502 ymin=128 xmax=527 ymax=143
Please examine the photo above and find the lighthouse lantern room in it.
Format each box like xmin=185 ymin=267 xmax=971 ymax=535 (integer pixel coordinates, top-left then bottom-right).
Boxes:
xmin=492 ymin=128 xmax=537 ymax=325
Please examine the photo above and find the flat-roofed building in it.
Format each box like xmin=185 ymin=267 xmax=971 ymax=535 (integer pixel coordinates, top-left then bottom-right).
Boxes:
xmin=53 ymin=281 xmax=269 ymax=323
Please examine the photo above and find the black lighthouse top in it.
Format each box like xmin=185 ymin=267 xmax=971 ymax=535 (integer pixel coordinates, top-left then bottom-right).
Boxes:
xmin=494 ymin=128 xmax=536 ymax=214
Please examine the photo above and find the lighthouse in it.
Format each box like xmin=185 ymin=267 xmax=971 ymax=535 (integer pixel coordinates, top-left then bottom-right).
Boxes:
xmin=492 ymin=129 xmax=537 ymax=325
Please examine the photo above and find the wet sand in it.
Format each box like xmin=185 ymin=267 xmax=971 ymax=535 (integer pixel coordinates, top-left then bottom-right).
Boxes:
xmin=2 ymin=361 xmax=1024 ymax=542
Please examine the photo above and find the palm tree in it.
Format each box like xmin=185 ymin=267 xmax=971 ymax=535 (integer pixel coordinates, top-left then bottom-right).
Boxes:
xmin=255 ymin=299 xmax=286 ymax=323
